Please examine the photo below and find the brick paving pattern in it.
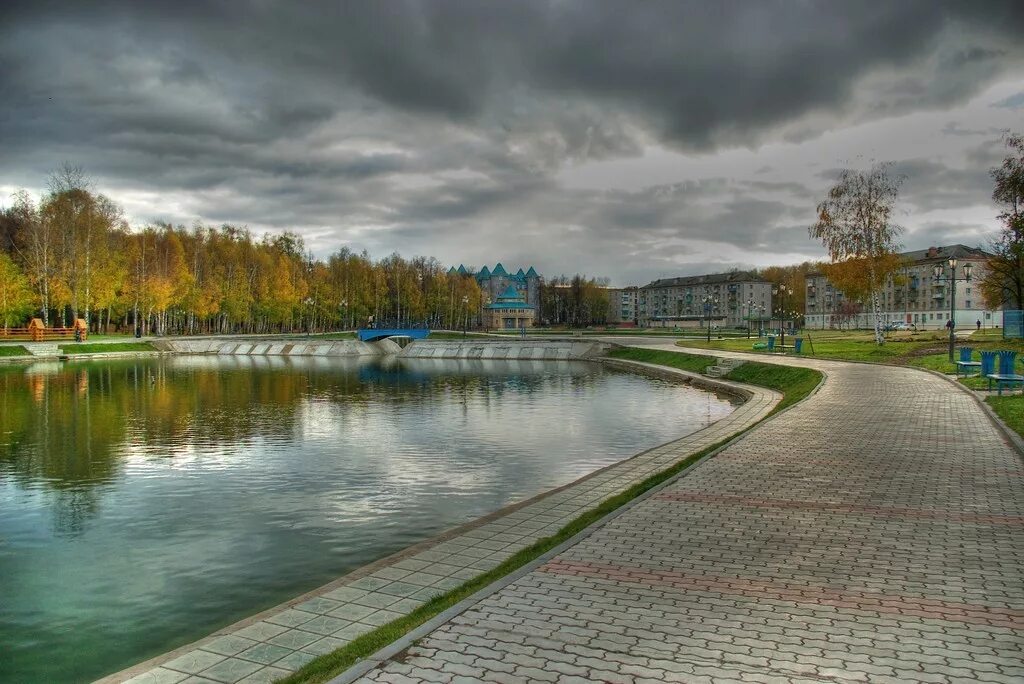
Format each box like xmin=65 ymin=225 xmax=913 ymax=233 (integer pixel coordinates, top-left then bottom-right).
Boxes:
xmin=109 ymin=363 xmax=776 ymax=684
xmin=358 ymin=350 xmax=1024 ymax=684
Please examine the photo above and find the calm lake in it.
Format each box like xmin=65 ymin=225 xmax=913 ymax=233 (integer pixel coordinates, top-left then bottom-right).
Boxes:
xmin=0 ymin=355 xmax=735 ymax=682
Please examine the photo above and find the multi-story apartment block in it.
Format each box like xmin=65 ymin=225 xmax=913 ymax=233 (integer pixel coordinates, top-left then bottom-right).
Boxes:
xmin=804 ymin=244 xmax=1002 ymax=330
xmin=638 ymin=271 xmax=773 ymax=329
xmin=607 ymin=286 xmax=639 ymax=325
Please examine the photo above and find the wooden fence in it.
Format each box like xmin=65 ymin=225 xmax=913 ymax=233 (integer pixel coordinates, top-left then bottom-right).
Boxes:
xmin=1 ymin=319 xmax=88 ymax=342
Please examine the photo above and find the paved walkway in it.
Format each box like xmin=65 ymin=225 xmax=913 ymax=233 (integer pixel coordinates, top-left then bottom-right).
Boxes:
xmin=110 ymin=361 xmax=777 ymax=684
xmin=357 ymin=346 xmax=1024 ymax=684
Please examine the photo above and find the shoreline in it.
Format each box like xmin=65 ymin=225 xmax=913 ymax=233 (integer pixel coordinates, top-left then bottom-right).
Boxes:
xmin=96 ymin=357 xmax=778 ymax=684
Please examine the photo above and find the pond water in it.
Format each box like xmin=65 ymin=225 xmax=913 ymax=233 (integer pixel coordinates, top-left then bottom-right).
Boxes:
xmin=0 ymin=355 xmax=735 ymax=682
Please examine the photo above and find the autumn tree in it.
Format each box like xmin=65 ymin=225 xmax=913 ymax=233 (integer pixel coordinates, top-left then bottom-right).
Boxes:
xmin=978 ymin=133 xmax=1024 ymax=311
xmin=810 ymin=163 xmax=904 ymax=344
xmin=0 ymin=252 xmax=34 ymax=328
xmin=8 ymin=190 xmax=56 ymax=324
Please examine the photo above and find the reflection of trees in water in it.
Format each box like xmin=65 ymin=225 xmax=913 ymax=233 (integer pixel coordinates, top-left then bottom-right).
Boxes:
xmin=0 ymin=357 xmax=608 ymax=533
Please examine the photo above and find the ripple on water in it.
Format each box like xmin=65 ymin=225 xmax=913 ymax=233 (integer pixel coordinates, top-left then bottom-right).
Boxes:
xmin=0 ymin=355 xmax=735 ymax=682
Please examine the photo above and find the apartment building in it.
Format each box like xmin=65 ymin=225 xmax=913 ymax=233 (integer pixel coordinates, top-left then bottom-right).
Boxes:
xmin=606 ymin=286 xmax=639 ymax=325
xmin=638 ymin=271 xmax=773 ymax=329
xmin=804 ymin=244 xmax=1002 ymax=330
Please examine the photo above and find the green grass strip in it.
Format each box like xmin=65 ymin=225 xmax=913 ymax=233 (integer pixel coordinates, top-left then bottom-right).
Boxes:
xmin=59 ymin=342 xmax=157 ymax=354
xmin=279 ymin=349 xmax=822 ymax=684
xmin=0 ymin=345 xmax=30 ymax=357
xmin=985 ymin=396 xmax=1024 ymax=438
xmin=609 ymin=347 xmax=821 ymax=415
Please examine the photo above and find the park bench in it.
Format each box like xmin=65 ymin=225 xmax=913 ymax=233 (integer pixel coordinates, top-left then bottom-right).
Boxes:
xmin=775 ymin=337 xmax=803 ymax=354
xmin=986 ymin=350 xmax=1024 ymax=395
xmin=766 ymin=336 xmax=802 ymax=354
xmin=956 ymin=347 xmax=981 ymax=377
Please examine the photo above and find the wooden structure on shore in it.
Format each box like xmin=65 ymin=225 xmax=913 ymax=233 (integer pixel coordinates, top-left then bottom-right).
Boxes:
xmin=1 ymin=319 xmax=88 ymax=342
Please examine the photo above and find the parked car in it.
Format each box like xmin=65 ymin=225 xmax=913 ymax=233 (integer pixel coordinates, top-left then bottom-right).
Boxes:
xmin=885 ymin=321 xmax=912 ymax=331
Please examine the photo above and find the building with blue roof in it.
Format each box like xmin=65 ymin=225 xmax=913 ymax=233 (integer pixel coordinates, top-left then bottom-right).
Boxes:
xmin=447 ymin=262 xmax=542 ymax=317
xmin=484 ymin=285 xmax=536 ymax=329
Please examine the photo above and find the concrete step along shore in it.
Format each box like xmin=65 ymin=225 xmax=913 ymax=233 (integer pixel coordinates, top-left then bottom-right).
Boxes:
xmin=704 ymin=356 xmax=745 ymax=378
xmin=22 ymin=342 xmax=61 ymax=357
xmin=156 ymin=338 xmax=612 ymax=361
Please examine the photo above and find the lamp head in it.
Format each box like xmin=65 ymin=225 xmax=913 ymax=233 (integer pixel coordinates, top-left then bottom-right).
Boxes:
xmin=948 ymin=257 xmax=957 ymax=269
xmin=964 ymin=262 xmax=973 ymax=280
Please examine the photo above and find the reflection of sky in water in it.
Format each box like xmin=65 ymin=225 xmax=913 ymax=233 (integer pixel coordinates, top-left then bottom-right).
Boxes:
xmin=0 ymin=356 xmax=734 ymax=683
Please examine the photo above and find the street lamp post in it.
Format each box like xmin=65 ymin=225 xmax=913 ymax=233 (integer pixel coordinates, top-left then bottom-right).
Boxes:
xmin=933 ymin=257 xmax=973 ymax=362
xmin=702 ymin=293 xmax=719 ymax=343
xmin=773 ymin=285 xmax=793 ymax=349
xmin=746 ymin=298 xmax=754 ymax=338
xmin=304 ymin=297 xmax=314 ymax=336
xmin=462 ymin=295 xmax=469 ymax=338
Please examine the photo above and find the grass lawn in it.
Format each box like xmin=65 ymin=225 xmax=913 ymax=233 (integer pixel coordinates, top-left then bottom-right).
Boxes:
xmin=0 ymin=345 xmax=30 ymax=356
xmin=59 ymin=342 xmax=157 ymax=354
xmin=279 ymin=348 xmax=822 ymax=684
xmin=676 ymin=328 xmax=1024 ymax=374
xmin=986 ymin=396 xmax=1024 ymax=437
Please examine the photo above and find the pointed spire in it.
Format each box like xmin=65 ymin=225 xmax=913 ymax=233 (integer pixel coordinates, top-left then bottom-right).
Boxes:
xmin=457 ymin=264 xmax=468 ymax=275
xmin=492 ymin=263 xmax=507 ymax=276
xmin=478 ymin=265 xmax=491 ymax=278
xmin=447 ymin=266 xmax=457 ymax=276
xmin=526 ymin=266 xmax=538 ymax=278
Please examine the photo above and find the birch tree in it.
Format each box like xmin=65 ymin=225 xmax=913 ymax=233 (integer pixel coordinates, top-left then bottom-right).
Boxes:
xmin=978 ymin=133 xmax=1024 ymax=310
xmin=810 ymin=163 xmax=904 ymax=344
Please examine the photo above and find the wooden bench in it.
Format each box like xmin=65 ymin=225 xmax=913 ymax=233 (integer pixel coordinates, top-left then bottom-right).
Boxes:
xmin=956 ymin=361 xmax=982 ymax=377
xmin=987 ymin=373 xmax=1024 ymax=395
xmin=775 ymin=338 xmax=804 ymax=355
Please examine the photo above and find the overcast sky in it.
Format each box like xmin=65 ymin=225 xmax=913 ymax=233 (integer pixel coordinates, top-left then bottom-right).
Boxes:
xmin=2 ymin=1 xmax=1023 ymax=285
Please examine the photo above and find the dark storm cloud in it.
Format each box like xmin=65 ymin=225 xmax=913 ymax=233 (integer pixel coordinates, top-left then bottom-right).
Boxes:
xmin=1 ymin=0 xmax=1022 ymax=281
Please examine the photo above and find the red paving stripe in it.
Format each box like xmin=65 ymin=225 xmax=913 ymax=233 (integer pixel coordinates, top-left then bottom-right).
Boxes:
xmin=710 ymin=455 xmax=1024 ymax=476
xmin=539 ymin=559 xmax=1024 ymax=629
xmin=653 ymin=491 xmax=1024 ymax=525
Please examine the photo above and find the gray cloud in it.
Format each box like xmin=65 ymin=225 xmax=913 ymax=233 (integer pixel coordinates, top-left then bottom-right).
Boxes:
xmin=1 ymin=1 xmax=1022 ymax=283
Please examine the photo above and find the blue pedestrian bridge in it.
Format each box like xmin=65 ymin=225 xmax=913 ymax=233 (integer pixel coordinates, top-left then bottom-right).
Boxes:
xmin=357 ymin=328 xmax=432 ymax=342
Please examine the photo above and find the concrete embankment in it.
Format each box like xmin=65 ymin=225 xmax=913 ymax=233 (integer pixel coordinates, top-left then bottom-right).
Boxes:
xmin=399 ymin=339 xmax=610 ymax=360
xmin=155 ymin=337 xmax=612 ymax=360
xmin=154 ymin=338 xmax=400 ymax=356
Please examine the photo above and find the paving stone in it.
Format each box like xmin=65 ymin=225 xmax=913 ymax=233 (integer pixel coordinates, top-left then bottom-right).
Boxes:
xmin=200 ymin=636 xmax=258 ymax=658
xmin=235 ymin=643 xmax=292 ymax=665
xmin=264 ymin=629 xmax=321 ymax=650
xmin=327 ymin=602 xmax=379 ymax=622
xmin=124 ymin=668 xmax=190 ymax=684
xmin=303 ymin=636 xmax=349 ymax=656
xmin=293 ymin=596 xmax=344 ymax=614
xmin=163 ymin=650 xmax=227 ymax=675
xmin=231 ymin=622 xmax=288 ymax=643
xmin=322 ymin=586 xmax=370 ymax=603
xmin=235 ymin=667 xmax=292 ymax=684
xmin=349 ymin=350 xmax=1024 ymax=684
xmin=195 ymin=657 xmax=262 ymax=683
xmin=264 ymin=608 xmax=316 ymax=628
xmin=270 ymin=650 xmax=318 ymax=672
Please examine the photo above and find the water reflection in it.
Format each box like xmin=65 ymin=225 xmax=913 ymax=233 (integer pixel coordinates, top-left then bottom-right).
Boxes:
xmin=0 ymin=356 xmax=734 ymax=683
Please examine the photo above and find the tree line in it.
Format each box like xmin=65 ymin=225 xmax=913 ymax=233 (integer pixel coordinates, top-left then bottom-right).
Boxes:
xmin=0 ymin=165 xmax=486 ymax=334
